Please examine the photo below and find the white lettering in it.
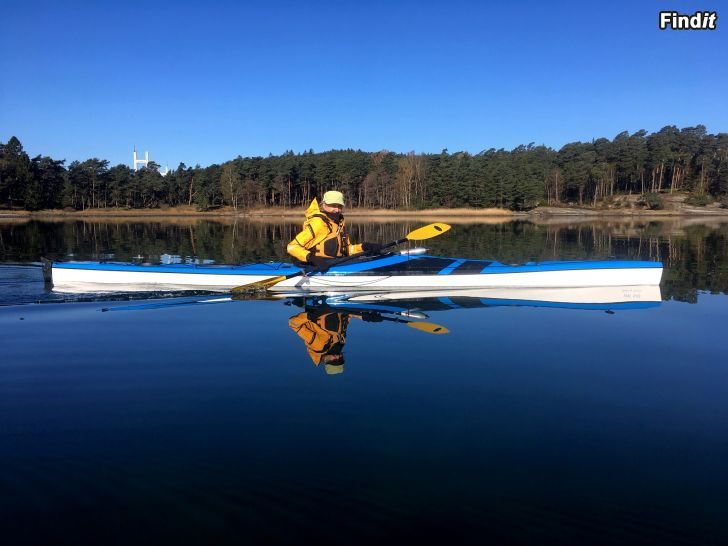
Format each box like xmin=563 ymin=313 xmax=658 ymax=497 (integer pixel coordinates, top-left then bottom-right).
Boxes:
xmin=658 ymin=10 xmax=719 ymax=31
xmin=659 ymin=11 xmax=673 ymax=29
xmin=707 ymin=12 xmax=718 ymax=29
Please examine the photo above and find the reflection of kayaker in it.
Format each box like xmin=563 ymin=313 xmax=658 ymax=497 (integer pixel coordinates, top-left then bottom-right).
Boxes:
xmin=288 ymin=309 xmax=350 ymax=374
xmin=286 ymin=191 xmax=381 ymax=270
xmin=287 ymin=297 xmax=450 ymax=374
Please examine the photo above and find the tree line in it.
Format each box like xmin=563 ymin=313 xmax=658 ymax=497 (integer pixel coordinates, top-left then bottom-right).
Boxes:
xmin=1 ymin=125 xmax=727 ymax=212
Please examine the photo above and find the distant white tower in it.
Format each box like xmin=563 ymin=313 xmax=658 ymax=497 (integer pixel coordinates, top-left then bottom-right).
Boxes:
xmin=133 ymin=147 xmax=149 ymax=171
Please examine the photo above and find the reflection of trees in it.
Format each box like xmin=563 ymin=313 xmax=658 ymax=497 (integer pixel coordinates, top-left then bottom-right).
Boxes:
xmin=1 ymin=220 xmax=727 ymax=303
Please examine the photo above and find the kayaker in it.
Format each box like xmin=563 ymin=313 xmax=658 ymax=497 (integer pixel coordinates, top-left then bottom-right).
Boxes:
xmin=286 ymin=191 xmax=381 ymax=270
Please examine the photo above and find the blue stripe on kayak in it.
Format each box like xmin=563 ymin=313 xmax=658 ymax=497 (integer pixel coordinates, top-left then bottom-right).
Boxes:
xmin=53 ymin=261 xmax=300 ymax=275
xmin=326 ymin=254 xmax=414 ymax=274
xmin=480 ymin=260 xmax=662 ymax=274
xmin=438 ymin=297 xmax=461 ymax=309
xmin=438 ymin=259 xmax=465 ymax=275
xmin=478 ymin=298 xmax=660 ymax=310
xmin=54 ymin=257 xmax=663 ymax=277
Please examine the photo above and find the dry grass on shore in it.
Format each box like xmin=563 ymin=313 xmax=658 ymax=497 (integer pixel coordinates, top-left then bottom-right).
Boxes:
xmin=344 ymin=207 xmax=514 ymax=217
xmin=0 ymin=205 xmax=516 ymax=219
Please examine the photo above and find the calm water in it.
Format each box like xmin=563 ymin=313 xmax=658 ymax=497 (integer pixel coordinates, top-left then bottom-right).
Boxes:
xmin=1 ymin=218 xmax=728 ymax=544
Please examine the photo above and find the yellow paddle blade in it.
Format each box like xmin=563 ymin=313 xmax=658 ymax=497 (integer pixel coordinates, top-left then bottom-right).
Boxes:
xmin=406 ymin=321 xmax=450 ymax=334
xmin=405 ymin=223 xmax=451 ymax=241
xmin=232 ymin=275 xmax=287 ymax=293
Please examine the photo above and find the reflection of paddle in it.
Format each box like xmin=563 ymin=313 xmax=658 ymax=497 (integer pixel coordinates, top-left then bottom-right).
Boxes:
xmin=406 ymin=321 xmax=449 ymax=334
xmin=232 ymin=222 xmax=451 ymax=293
xmin=369 ymin=315 xmax=449 ymax=334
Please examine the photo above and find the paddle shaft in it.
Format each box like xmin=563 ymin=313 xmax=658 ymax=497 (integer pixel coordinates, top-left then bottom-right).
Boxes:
xmin=303 ymin=237 xmax=407 ymax=274
xmin=237 ymin=237 xmax=409 ymax=291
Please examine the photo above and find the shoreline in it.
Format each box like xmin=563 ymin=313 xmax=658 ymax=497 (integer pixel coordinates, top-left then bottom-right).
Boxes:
xmin=2 ymin=204 xmax=728 ymax=220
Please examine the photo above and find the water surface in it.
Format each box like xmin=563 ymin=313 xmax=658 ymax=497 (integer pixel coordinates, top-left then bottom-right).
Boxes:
xmin=1 ymin=218 xmax=727 ymax=543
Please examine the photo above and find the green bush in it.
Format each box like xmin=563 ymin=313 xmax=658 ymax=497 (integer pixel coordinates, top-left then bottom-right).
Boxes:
xmin=720 ymin=195 xmax=728 ymax=209
xmin=685 ymin=193 xmax=711 ymax=207
xmin=639 ymin=193 xmax=664 ymax=210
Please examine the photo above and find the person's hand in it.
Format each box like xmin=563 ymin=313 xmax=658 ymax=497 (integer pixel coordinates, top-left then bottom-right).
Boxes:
xmin=306 ymin=252 xmax=330 ymax=269
xmin=362 ymin=242 xmax=383 ymax=254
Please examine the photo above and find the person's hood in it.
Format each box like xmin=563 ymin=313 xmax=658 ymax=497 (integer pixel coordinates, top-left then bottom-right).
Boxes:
xmin=305 ymin=198 xmax=321 ymax=219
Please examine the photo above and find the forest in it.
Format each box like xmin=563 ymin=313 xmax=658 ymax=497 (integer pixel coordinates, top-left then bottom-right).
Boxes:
xmin=1 ymin=125 xmax=727 ymax=212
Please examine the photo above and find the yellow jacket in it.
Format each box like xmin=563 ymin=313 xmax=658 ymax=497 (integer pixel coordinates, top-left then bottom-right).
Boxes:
xmin=287 ymin=199 xmax=363 ymax=263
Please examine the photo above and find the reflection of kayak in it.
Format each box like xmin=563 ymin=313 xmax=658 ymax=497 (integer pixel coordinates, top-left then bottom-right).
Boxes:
xmin=313 ymin=285 xmax=663 ymax=312
xmin=97 ymin=285 xmax=663 ymax=314
xmin=90 ymin=286 xmax=661 ymax=377
xmin=48 ymin=250 xmax=663 ymax=293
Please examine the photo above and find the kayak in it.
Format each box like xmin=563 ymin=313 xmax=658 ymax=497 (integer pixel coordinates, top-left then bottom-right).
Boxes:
xmin=48 ymin=250 xmax=663 ymax=292
xmin=47 ymin=249 xmax=663 ymax=293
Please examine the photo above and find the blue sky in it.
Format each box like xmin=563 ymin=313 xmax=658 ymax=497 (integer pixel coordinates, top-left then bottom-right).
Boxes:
xmin=1 ymin=0 xmax=726 ymax=168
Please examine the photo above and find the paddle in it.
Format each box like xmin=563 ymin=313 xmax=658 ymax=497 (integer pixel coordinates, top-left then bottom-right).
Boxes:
xmin=232 ymin=222 xmax=451 ymax=293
